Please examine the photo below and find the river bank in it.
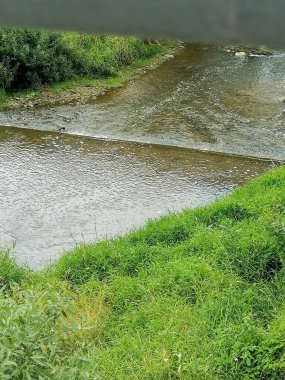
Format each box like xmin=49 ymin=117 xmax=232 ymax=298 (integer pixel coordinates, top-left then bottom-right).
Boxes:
xmin=0 ymin=34 xmax=181 ymax=111
xmin=0 ymin=165 xmax=284 ymax=379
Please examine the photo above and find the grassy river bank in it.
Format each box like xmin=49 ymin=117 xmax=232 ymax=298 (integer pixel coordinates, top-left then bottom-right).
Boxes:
xmin=0 ymin=166 xmax=285 ymax=379
xmin=0 ymin=29 xmax=180 ymax=110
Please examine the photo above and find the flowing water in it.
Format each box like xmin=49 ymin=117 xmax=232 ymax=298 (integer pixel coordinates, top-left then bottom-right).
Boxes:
xmin=0 ymin=44 xmax=284 ymax=268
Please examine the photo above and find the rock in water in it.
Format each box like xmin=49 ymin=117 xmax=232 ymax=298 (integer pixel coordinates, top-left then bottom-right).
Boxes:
xmin=235 ymin=51 xmax=247 ymax=58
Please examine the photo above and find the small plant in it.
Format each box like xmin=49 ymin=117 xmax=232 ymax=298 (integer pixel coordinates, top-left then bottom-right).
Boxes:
xmin=0 ymin=284 xmax=98 ymax=379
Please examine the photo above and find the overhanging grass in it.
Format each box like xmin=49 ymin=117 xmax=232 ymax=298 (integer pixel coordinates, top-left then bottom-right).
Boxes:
xmin=1 ymin=166 xmax=285 ymax=379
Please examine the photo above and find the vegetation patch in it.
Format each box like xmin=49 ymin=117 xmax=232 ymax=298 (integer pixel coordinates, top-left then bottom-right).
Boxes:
xmin=0 ymin=28 xmax=177 ymax=109
xmin=1 ymin=166 xmax=285 ymax=379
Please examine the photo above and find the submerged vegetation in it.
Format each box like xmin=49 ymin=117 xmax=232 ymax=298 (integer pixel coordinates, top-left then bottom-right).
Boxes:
xmin=1 ymin=166 xmax=285 ymax=379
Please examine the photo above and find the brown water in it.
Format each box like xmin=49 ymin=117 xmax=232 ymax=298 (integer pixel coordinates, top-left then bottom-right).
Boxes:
xmin=0 ymin=44 xmax=284 ymax=268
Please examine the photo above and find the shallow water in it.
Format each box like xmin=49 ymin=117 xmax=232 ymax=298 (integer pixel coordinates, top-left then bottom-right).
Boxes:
xmin=1 ymin=45 xmax=285 ymax=159
xmin=0 ymin=45 xmax=284 ymax=268
xmin=0 ymin=126 xmax=273 ymax=269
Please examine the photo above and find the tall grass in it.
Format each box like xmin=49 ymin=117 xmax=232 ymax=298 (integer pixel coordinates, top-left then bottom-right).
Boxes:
xmin=1 ymin=166 xmax=285 ymax=379
xmin=0 ymin=251 xmax=27 ymax=288
xmin=0 ymin=28 xmax=166 ymax=92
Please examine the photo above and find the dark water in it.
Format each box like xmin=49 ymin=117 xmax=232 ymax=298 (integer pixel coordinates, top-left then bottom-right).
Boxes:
xmin=0 ymin=45 xmax=284 ymax=268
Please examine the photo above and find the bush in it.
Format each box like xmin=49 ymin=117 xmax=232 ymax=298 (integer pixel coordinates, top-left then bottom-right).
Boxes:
xmin=0 ymin=284 xmax=100 ymax=380
xmin=0 ymin=29 xmax=75 ymax=90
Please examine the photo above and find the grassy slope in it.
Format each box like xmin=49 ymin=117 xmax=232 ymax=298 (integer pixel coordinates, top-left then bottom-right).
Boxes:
xmin=1 ymin=166 xmax=285 ymax=379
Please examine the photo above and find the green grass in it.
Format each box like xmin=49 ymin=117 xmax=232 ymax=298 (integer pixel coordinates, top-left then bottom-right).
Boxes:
xmin=51 ymin=72 xmax=131 ymax=93
xmin=0 ymin=251 xmax=28 ymax=289
xmin=0 ymin=89 xmax=8 ymax=107
xmin=1 ymin=166 xmax=285 ymax=379
xmin=49 ymin=54 xmax=169 ymax=94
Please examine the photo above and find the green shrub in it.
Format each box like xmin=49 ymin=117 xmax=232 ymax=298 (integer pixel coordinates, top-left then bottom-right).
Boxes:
xmin=0 ymin=284 xmax=98 ymax=380
xmin=0 ymin=29 xmax=75 ymax=90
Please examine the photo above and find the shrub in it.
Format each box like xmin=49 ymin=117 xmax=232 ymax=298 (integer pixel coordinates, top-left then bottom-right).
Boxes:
xmin=0 ymin=284 xmax=99 ymax=379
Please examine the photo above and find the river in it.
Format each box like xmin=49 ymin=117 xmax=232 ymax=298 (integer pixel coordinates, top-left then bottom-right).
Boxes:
xmin=0 ymin=44 xmax=284 ymax=268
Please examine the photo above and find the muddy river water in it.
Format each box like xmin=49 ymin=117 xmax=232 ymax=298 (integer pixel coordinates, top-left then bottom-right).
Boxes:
xmin=0 ymin=45 xmax=284 ymax=268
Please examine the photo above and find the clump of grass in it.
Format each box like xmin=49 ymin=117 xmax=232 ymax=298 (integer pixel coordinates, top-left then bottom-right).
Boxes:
xmin=2 ymin=166 xmax=285 ymax=378
xmin=0 ymin=251 xmax=28 ymax=288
